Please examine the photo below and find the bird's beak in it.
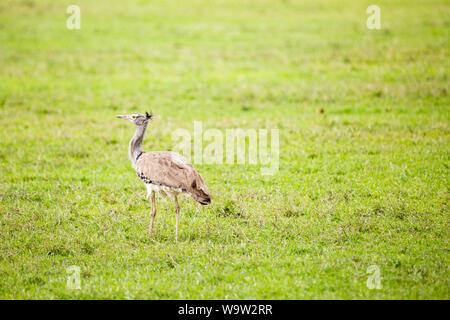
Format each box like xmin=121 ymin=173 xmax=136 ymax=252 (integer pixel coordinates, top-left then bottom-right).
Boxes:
xmin=116 ymin=115 xmax=128 ymax=119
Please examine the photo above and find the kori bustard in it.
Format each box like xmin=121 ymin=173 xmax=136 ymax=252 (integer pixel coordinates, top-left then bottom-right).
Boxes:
xmin=116 ymin=112 xmax=211 ymax=242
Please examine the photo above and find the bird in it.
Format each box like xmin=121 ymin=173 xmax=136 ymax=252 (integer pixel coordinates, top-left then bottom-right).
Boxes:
xmin=116 ymin=112 xmax=211 ymax=242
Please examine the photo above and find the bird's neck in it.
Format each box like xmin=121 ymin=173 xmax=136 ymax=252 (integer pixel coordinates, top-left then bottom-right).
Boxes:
xmin=129 ymin=123 xmax=148 ymax=168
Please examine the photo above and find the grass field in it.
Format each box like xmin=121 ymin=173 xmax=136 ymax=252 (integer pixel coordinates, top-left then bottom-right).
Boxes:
xmin=0 ymin=0 xmax=448 ymax=299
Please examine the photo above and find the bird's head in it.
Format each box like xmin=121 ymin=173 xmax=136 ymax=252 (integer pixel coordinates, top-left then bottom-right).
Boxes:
xmin=116 ymin=112 xmax=153 ymax=126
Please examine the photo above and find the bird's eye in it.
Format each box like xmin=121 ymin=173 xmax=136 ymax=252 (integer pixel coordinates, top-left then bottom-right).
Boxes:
xmin=132 ymin=115 xmax=136 ymax=119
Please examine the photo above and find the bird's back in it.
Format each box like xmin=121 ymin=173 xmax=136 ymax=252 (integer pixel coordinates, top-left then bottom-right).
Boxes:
xmin=135 ymin=151 xmax=211 ymax=205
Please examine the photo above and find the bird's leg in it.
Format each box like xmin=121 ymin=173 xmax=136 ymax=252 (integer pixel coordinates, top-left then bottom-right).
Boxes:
xmin=149 ymin=191 xmax=157 ymax=237
xmin=174 ymin=195 xmax=180 ymax=242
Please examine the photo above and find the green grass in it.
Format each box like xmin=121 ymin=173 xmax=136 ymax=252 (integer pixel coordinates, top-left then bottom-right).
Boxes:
xmin=0 ymin=0 xmax=449 ymax=299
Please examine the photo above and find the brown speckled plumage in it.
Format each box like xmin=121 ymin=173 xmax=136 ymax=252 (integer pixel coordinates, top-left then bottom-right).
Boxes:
xmin=136 ymin=151 xmax=211 ymax=205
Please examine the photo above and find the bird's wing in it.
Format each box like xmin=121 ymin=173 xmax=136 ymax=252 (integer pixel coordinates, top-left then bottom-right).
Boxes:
xmin=135 ymin=151 xmax=211 ymax=204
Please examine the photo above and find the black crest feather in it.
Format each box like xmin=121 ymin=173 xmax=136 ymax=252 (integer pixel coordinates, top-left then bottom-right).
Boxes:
xmin=145 ymin=111 xmax=153 ymax=120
